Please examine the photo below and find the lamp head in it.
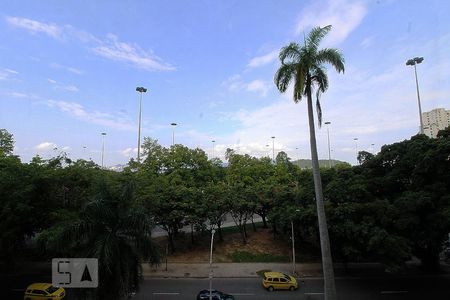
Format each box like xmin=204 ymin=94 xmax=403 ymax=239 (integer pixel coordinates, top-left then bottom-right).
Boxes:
xmin=415 ymin=57 xmax=424 ymax=64
xmin=406 ymin=57 xmax=424 ymax=66
xmin=136 ymin=87 xmax=147 ymax=93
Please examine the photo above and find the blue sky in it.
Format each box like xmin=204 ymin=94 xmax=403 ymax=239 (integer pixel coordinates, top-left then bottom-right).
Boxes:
xmin=1 ymin=0 xmax=449 ymax=166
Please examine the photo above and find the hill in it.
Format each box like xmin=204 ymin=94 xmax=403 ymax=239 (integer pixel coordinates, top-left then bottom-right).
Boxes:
xmin=292 ymin=159 xmax=349 ymax=169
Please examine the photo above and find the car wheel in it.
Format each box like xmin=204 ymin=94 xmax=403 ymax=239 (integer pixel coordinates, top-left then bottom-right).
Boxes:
xmin=289 ymin=286 xmax=295 ymax=291
xmin=268 ymin=286 xmax=274 ymax=292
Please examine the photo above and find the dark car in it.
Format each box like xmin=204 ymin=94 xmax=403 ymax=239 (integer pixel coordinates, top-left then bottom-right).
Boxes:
xmin=445 ymin=246 xmax=450 ymax=260
xmin=196 ymin=289 xmax=235 ymax=300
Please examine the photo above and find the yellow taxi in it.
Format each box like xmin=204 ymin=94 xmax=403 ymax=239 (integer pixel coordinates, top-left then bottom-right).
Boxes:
xmin=262 ymin=272 xmax=298 ymax=291
xmin=24 ymin=283 xmax=65 ymax=300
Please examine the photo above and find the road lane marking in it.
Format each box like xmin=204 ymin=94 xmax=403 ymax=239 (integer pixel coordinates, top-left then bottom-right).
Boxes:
xmin=153 ymin=292 xmax=180 ymax=295
xmin=304 ymin=292 xmax=325 ymax=295
xmin=230 ymin=293 xmax=255 ymax=296
xmin=380 ymin=291 xmax=408 ymax=294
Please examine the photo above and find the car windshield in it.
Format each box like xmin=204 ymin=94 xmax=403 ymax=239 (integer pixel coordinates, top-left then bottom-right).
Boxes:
xmin=45 ymin=286 xmax=59 ymax=294
xmin=284 ymin=274 xmax=291 ymax=280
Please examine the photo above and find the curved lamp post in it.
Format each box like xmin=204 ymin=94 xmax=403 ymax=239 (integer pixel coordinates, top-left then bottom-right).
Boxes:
xmin=406 ymin=57 xmax=424 ymax=134
xmin=209 ymin=229 xmax=216 ymax=300
xmin=171 ymin=123 xmax=177 ymax=146
xmin=136 ymin=87 xmax=147 ymax=163
xmin=324 ymin=121 xmax=332 ymax=168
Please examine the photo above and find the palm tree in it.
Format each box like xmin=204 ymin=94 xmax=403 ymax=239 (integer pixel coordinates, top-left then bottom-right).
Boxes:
xmin=274 ymin=25 xmax=344 ymax=300
xmin=42 ymin=182 xmax=161 ymax=299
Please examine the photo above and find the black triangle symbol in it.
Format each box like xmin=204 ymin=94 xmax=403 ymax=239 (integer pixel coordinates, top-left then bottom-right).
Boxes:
xmin=81 ymin=265 xmax=92 ymax=282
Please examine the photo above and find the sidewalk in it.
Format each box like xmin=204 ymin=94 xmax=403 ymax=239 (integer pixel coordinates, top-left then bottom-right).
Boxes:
xmin=143 ymin=262 xmax=317 ymax=278
xmin=142 ymin=262 xmax=385 ymax=279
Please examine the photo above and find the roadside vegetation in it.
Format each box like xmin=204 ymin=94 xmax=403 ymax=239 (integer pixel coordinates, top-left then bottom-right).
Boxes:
xmin=1 ymin=128 xmax=449 ymax=297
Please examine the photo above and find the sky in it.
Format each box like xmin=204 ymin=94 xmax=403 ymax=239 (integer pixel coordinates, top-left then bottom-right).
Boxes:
xmin=1 ymin=0 xmax=449 ymax=166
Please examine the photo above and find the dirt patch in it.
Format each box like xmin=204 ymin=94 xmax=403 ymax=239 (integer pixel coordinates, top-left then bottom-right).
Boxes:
xmin=156 ymin=227 xmax=292 ymax=263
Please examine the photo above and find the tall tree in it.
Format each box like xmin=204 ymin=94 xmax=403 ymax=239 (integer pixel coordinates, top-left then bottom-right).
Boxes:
xmin=40 ymin=182 xmax=161 ymax=299
xmin=274 ymin=25 xmax=344 ymax=300
xmin=0 ymin=129 xmax=14 ymax=156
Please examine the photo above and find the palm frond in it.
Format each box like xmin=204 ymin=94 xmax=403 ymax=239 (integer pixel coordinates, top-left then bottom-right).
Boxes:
xmin=278 ymin=43 xmax=302 ymax=64
xmin=274 ymin=63 xmax=296 ymax=93
xmin=311 ymin=66 xmax=329 ymax=92
xmin=306 ymin=25 xmax=332 ymax=53
xmin=316 ymin=92 xmax=323 ymax=127
xmin=316 ymin=48 xmax=345 ymax=74
xmin=293 ymin=67 xmax=306 ymax=102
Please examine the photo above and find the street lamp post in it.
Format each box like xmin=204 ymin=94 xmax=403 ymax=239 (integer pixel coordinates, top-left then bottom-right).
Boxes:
xmin=271 ymin=136 xmax=275 ymax=163
xmin=291 ymin=220 xmax=296 ymax=275
xmin=136 ymin=87 xmax=147 ymax=163
xmin=291 ymin=209 xmax=300 ymax=275
xmin=406 ymin=57 xmax=424 ymax=134
xmin=171 ymin=123 xmax=177 ymax=146
xmin=82 ymin=146 xmax=87 ymax=160
xmin=325 ymin=121 xmax=332 ymax=168
xmin=209 ymin=229 xmax=216 ymax=300
xmin=353 ymin=138 xmax=358 ymax=165
xmin=211 ymin=140 xmax=215 ymax=159
xmin=101 ymin=132 xmax=107 ymax=168
xmin=295 ymin=147 xmax=300 ymax=168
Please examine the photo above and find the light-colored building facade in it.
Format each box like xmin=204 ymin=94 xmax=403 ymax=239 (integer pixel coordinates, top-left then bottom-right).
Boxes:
xmin=422 ymin=108 xmax=450 ymax=138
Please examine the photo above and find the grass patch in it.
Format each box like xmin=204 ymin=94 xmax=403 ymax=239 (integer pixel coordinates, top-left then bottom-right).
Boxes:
xmin=228 ymin=250 xmax=290 ymax=263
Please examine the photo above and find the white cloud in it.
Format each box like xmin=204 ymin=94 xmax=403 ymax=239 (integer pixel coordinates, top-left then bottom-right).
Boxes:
xmin=35 ymin=142 xmax=57 ymax=151
xmin=62 ymin=85 xmax=79 ymax=92
xmin=246 ymin=80 xmax=271 ymax=96
xmin=92 ymin=34 xmax=175 ymax=71
xmin=3 ymin=68 xmax=18 ymax=74
xmin=5 ymin=91 xmax=42 ymax=101
xmin=295 ymin=0 xmax=367 ymax=45
xmin=6 ymin=16 xmax=174 ymax=72
xmin=46 ymin=100 xmax=135 ymax=130
xmin=223 ymin=75 xmax=271 ymax=97
xmin=47 ymin=78 xmax=79 ymax=92
xmin=360 ymin=36 xmax=374 ymax=48
xmin=121 ymin=147 xmax=138 ymax=157
xmin=247 ymin=50 xmax=279 ymax=68
xmin=9 ymin=92 xmax=27 ymax=98
xmin=0 ymin=68 xmax=18 ymax=80
xmin=5 ymin=16 xmax=62 ymax=38
xmin=50 ymin=63 xmax=84 ymax=75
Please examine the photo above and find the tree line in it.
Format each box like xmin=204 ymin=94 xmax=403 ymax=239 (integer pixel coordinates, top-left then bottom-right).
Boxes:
xmin=1 ymin=127 xmax=449 ymax=298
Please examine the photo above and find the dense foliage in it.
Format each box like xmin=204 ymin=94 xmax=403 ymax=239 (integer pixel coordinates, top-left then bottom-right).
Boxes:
xmin=1 ymin=127 xmax=450 ymax=298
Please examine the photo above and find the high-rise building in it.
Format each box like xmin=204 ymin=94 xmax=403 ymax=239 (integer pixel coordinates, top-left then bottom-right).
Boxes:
xmin=422 ymin=108 xmax=450 ymax=138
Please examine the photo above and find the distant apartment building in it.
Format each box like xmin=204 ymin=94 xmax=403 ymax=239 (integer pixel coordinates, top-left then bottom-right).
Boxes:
xmin=422 ymin=108 xmax=450 ymax=138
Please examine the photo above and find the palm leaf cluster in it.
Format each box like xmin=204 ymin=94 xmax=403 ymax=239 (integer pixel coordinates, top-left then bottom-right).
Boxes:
xmin=40 ymin=182 xmax=160 ymax=300
xmin=274 ymin=25 xmax=344 ymax=126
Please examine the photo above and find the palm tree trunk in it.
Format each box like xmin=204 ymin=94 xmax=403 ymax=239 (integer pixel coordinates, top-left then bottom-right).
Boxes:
xmin=306 ymin=83 xmax=336 ymax=300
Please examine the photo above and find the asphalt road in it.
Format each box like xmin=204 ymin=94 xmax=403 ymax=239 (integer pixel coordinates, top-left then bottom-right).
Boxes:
xmin=4 ymin=272 xmax=450 ymax=299
xmin=134 ymin=276 xmax=450 ymax=300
